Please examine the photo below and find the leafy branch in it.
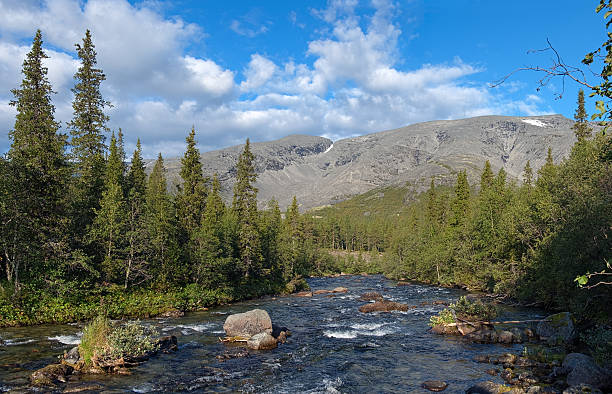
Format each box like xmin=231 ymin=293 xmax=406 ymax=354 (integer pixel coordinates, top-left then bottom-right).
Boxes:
xmin=575 ymin=259 xmax=612 ymax=289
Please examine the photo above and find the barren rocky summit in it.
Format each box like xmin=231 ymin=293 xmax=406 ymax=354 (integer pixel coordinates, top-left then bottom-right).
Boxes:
xmin=154 ymin=114 xmax=582 ymax=210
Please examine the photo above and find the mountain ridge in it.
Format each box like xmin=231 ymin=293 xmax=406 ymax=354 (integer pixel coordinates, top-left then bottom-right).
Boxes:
xmin=150 ymin=114 xmax=582 ymax=211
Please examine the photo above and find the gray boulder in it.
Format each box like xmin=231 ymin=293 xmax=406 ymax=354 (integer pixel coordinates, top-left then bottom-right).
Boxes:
xmin=223 ymin=309 xmax=273 ymax=338
xmin=536 ymin=312 xmax=575 ymax=345
xmin=246 ymin=332 xmax=277 ymax=350
xmin=563 ymin=353 xmax=612 ymax=390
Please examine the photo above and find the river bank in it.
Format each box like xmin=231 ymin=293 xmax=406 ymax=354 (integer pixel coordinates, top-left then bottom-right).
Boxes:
xmin=0 ymin=278 xmax=309 ymax=328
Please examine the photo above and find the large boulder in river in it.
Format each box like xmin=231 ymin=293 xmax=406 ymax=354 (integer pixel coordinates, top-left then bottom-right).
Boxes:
xmin=246 ymin=332 xmax=278 ymax=350
xmin=563 ymin=353 xmax=612 ymax=390
xmin=223 ymin=309 xmax=273 ymax=338
xmin=536 ymin=312 xmax=575 ymax=345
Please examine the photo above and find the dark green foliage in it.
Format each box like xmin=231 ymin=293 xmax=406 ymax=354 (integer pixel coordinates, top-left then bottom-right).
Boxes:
xmin=68 ymin=30 xmax=110 ymax=243
xmin=3 ymin=30 xmax=69 ymax=291
xmin=572 ymin=89 xmax=592 ymax=141
xmin=90 ymin=132 xmax=127 ymax=282
xmin=232 ymin=139 xmax=262 ymax=278
xmin=145 ymin=154 xmax=178 ymax=285
xmin=176 ymin=127 xmax=208 ymax=262
xmin=124 ymin=139 xmax=148 ymax=289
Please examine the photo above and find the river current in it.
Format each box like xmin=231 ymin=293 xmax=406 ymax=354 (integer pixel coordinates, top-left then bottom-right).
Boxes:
xmin=0 ymin=275 xmax=543 ymax=393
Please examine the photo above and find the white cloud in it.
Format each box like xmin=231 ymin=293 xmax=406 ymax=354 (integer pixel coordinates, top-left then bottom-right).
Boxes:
xmin=0 ymin=0 xmax=550 ymax=158
xmin=240 ymin=54 xmax=277 ymax=92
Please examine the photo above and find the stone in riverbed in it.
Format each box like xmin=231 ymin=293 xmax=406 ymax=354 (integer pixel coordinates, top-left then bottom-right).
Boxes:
xmin=294 ymin=291 xmax=313 ymax=297
xmin=359 ymin=292 xmax=384 ymax=301
xmin=421 ymin=380 xmax=448 ymax=391
xmin=562 ymin=353 xmax=612 ymax=390
xmin=498 ymin=330 xmax=515 ymax=344
xmin=332 ymin=287 xmax=348 ymax=293
xmin=466 ymin=381 xmax=510 ymax=394
xmin=358 ymin=299 xmax=409 ymax=313
xmin=159 ymin=309 xmax=184 ymax=318
xmin=63 ymin=346 xmax=80 ymax=365
xmin=246 ymin=332 xmax=277 ymax=350
xmin=223 ymin=309 xmax=273 ymax=338
xmin=30 ymin=363 xmax=73 ymax=387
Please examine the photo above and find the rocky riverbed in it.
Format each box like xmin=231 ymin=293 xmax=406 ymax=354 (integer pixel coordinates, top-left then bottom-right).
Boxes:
xmin=0 ymin=275 xmax=607 ymax=392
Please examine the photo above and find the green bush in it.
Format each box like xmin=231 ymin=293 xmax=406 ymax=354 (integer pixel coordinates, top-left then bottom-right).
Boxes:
xmin=429 ymin=296 xmax=497 ymax=327
xmin=79 ymin=315 xmax=111 ymax=366
xmin=429 ymin=308 xmax=455 ymax=327
xmin=106 ymin=321 xmax=158 ymax=361
xmin=453 ymin=296 xmax=497 ymax=321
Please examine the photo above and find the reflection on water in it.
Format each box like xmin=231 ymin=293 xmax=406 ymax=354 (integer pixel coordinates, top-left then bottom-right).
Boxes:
xmin=0 ymin=275 xmax=543 ymax=393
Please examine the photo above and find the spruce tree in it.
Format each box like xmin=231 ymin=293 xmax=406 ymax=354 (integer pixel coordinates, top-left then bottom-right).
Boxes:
xmin=572 ymin=89 xmax=592 ymax=141
xmin=68 ymin=30 xmax=110 ymax=237
xmin=194 ymin=174 xmax=225 ymax=285
xmin=4 ymin=30 xmax=68 ymax=288
xmin=176 ymin=127 xmax=208 ymax=257
xmin=282 ymin=196 xmax=302 ymax=280
xmin=480 ymin=160 xmax=494 ymax=190
xmin=125 ymin=139 xmax=148 ymax=288
xmin=90 ymin=132 xmax=126 ymax=282
xmin=232 ymin=139 xmax=261 ymax=279
xmin=523 ymin=160 xmax=533 ymax=186
xmin=450 ymin=170 xmax=470 ymax=227
xmin=145 ymin=153 xmax=178 ymax=284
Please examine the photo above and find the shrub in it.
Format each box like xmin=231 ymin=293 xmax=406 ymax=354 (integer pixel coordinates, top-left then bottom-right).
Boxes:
xmin=429 ymin=296 xmax=497 ymax=327
xmin=429 ymin=308 xmax=455 ymax=327
xmin=453 ymin=296 xmax=497 ymax=321
xmin=79 ymin=315 xmax=111 ymax=366
xmin=79 ymin=316 xmax=158 ymax=366
xmin=106 ymin=321 xmax=158 ymax=361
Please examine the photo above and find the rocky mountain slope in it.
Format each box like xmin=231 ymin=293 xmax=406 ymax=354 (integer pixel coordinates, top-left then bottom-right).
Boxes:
xmin=153 ymin=114 xmax=581 ymax=211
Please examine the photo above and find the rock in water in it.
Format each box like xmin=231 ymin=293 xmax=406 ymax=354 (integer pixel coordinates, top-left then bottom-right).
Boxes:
xmin=358 ymin=300 xmax=409 ymax=313
xmin=30 ymin=363 xmax=73 ymax=387
xmin=421 ymin=380 xmax=448 ymax=391
xmin=246 ymin=332 xmax=277 ymax=350
xmin=466 ymin=381 xmax=513 ymax=394
xmin=359 ymin=292 xmax=384 ymax=301
xmin=223 ymin=309 xmax=273 ymax=338
xmin=536 ymin=312 xmax=575 ymax=345
xmin=563 ymin=353 xmax=612 ymax=390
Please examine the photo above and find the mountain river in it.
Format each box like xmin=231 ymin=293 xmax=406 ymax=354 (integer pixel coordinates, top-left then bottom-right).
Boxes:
xmin=0 ymin=275 xmax=544 ymax=393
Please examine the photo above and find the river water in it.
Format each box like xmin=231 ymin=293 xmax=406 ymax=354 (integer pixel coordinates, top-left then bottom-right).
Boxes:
xmin=0 ymin=275 xmax=543 ymax=393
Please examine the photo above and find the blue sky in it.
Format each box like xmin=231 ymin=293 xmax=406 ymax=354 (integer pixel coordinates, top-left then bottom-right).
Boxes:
xmin=0 ymin=0 xmax=606 ymax=158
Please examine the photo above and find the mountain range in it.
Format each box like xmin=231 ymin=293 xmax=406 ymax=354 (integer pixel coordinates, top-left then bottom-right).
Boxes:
xmin=149 ymin=114 xmax=581 ymax=211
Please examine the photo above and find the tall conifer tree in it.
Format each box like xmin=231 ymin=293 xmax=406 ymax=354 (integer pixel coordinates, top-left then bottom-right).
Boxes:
xmin=68 ymin=30 xmax=110 ymax=236
xmin=572 ymin=89 xmax=592 ymax=141
xmin=232 ymin=139 xmax=261 ymax=278
xmin=3 ymin=30 xmax=68 ymax=288
xmin=124 ymin=139 xmax=148 ymax=288
xmin=194 ymin=174 xmax=226 ymax=285
xmin=90 ymin=132 xmax=126 ymax=282
xmin=176 ymin=127 xmax=208 ymax=260
xmin=145 ymin=153 xmax=178 ymax=284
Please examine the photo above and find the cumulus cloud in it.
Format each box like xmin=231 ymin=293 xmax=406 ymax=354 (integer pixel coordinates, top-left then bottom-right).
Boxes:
xmin=0 ymin=0 xmax=549 ymax=158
